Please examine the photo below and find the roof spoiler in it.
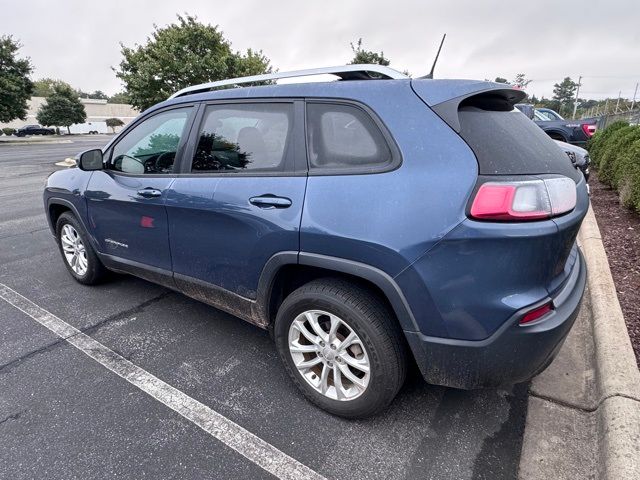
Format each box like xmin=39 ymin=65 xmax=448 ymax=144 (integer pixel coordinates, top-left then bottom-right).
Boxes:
xmin=412 ymin=82 xmax=526 ymax=133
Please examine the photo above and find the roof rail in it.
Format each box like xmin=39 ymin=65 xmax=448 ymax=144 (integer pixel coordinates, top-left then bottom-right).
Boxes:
xmin=168 ymin=64 xmax=409 ymax=99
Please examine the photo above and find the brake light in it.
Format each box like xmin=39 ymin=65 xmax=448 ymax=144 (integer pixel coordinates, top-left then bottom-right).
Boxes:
xmin=581 ymin=124 xmax=597 ymax=137
xmin=470 ymin=177 xmax=577 ymax=221
xmin=520 ymin=302 xmax=554 ymax=325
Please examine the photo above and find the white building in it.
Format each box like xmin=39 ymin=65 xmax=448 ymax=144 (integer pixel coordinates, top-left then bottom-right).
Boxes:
xmin=0 ymin=97 xmax=139 ymax=133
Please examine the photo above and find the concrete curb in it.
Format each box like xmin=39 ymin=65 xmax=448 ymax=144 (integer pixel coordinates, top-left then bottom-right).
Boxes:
xmin=0 ymin=139 xmax=72 ymax=145
xmin=578 ymin=206 xmax=640 ymax=479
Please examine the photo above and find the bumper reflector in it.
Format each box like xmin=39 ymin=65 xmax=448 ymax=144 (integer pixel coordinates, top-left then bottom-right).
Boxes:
xmin=520 ymin=302 xmax=554 ymax=325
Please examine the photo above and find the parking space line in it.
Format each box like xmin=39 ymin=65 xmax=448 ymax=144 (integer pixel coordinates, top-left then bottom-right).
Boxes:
xmin=0 ymin=283 xmax=325 ymax=480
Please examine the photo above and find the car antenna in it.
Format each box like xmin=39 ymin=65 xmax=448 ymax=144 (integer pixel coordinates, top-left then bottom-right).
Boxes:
xmin=420 ymin=34 xmax=446 ymax=79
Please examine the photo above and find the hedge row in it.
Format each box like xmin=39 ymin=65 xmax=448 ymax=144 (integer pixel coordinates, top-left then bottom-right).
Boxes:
xmin=589 ymin=121 xmax=640 ymax=212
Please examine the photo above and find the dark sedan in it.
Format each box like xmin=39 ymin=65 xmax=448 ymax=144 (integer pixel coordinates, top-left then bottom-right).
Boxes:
xmin=15 ymin=124 xmax=55 ymax=137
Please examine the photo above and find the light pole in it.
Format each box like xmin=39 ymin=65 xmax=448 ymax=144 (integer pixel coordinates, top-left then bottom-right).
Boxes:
xmin=572 ymin=76 xmax=582 ymax=119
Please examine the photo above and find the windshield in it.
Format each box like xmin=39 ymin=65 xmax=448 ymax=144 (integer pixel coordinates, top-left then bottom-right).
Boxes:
xmin=535 ymin=109 xmax=564 ymax=121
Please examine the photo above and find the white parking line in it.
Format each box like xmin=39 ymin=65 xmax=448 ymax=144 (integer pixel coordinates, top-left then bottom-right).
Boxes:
xmin=0 ymin=283 xmax=325 ymax=480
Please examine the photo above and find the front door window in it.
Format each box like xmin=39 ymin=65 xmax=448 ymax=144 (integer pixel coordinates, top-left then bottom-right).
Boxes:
xmin=108 ymin=108 xmax=191 ymax=174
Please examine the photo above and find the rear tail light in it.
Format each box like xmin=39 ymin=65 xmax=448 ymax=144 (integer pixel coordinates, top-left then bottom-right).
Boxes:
xmin=520 ymin=302 xmax=554 ymax=325
xmin=470 ymin=177 xmax=577 ymax=221
xmin=581 ymin=124 xmax=597 ymax=137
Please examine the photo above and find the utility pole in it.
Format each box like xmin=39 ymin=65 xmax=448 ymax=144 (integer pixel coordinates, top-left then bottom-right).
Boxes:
xmin=615 ymin=91 xmax=621 ymax=113
xmin=572 ymin=76 xmax=582 ymax=119
xmin=631 ymin=82 xmax=639 ymax=111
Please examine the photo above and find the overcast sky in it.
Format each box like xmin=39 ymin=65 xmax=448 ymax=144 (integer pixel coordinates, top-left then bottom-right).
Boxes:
xmin=2 ymin=0 xmax=639 ymax=100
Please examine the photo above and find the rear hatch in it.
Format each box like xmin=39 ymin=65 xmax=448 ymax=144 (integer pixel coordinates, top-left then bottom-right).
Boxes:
xmin=413 ymin=79 xmax=588 ymax=300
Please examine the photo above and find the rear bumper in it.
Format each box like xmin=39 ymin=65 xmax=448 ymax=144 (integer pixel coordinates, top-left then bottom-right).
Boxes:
xmin=405 ymin=248 xmax=587 ymax=389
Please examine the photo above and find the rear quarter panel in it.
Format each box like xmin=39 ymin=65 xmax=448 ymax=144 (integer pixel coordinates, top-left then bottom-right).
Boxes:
xmin=300 ymin=81 xmax=479 ymax=290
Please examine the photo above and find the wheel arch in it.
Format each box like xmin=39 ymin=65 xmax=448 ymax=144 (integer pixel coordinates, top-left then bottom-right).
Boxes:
xmin=255 ymin=252 xmax=420 ymax=335
xmin=46 ymin=198 xmax=92 ymax=243
xmin=543 ymin=129 xmax=568 ymax=142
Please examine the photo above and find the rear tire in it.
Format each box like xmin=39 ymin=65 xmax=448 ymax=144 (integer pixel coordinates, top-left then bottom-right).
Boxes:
xmin=274 ymin=278 xmax=407 ymax=418
xmin=55 ymin=212 xmax=107 ymax=285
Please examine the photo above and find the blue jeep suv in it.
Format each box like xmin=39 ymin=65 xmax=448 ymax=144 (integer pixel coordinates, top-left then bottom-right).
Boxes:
xmin=44 ymin=65 xmax=588 ymax=418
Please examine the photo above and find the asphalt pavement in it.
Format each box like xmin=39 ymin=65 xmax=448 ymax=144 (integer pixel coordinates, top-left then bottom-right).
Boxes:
xmin=0 ymin=137 xmax=528 ymax=479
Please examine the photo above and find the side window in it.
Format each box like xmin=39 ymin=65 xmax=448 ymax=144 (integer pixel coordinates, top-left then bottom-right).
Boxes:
xmin=306 ymin=103 xmax=393 ymax=172
xmin=109 ymin=108 xmax=191 ymax=174
xmin=192 ymin=103 xmax=293 ymax=173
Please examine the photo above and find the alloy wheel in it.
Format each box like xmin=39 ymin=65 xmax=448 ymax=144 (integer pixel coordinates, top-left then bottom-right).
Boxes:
xmin=288 ymin=310 xmax=371 ymax=401
xmin=60 ymin=224 xmax=88 ymax=276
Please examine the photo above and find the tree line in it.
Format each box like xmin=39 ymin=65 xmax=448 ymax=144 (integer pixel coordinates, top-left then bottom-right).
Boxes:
xmin=1 ymin=14 xmax=630 ymax=130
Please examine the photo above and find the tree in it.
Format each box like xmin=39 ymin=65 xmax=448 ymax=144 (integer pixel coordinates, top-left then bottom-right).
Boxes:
xmin=89 ymin=90 xmax=108 ymax=100
xmin=552 ymin=77 xmax=578 ymax=116
xmin=534 ymin=96 xmax=561 ymax=111
xmin=349 ymin=38 xmax=390 ymax=66
xmin=105 ymin=117 xmax=124 ymax=133
xmin=76 ymin=89 xmax=109 ymax=100
xmin=0 ymin=36 xmax=33 ymax=123
xmin=512 ymin=73 xmax=532 ymax=89
xmin=36 ymin=84 xmax=86 ymax=134
xmin=108 ymin=91 xmax=130 ymax=104
xmin=494 ymin=77 xmax=508 ymax=84
xmin=32 ymin=78 xmax=71 ymax=97
xmin=114 ymin=14 xmax=271 ymax=111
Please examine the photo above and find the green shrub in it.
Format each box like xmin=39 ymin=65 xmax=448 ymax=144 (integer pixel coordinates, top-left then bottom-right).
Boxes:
xmin=2 ymin=127 xmax=15 ymax=136
xmin=597 ymin=125 xmax=640 ymax=186
xmin=588 ymin=120 xmax=628 ymax=167
xmin=612 ymin=128 xmax=640 ymax=188
xmin=617 ymin=139 xmax=640 ymax=212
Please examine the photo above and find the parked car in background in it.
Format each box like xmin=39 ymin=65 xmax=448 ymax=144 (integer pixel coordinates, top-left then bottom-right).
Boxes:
xmin=44 ymin=65 xmax=588 ymax=418
xmin=515 ymin=104 xmax=597 ymax=146
xmin=555 ymin=140 xmax=590 ymax=181
xmin=14 ymin=124 xmax=55 ymax=137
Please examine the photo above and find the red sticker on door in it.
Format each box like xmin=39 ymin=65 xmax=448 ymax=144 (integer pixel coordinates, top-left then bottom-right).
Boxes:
xmin=140 ymin=216 xmax=155 ymax=228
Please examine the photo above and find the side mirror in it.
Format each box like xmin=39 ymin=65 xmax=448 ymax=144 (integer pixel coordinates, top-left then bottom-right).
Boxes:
xmin=78 ymin=149 xmax=104 ymax=171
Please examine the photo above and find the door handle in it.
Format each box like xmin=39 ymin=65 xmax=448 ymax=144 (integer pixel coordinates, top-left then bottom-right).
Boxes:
xmin=249 ymin=195 xmax=292 ymax=209
xmin=137 ymin=188 xmax=162 ymax=198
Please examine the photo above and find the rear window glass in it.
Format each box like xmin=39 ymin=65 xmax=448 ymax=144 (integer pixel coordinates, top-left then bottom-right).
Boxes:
xmin=306 ymin=103 xmax=392 ymax=171
xmin=458 ymin=107 xmax=580 ymax=180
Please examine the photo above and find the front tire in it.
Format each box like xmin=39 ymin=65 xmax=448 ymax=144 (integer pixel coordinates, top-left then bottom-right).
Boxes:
xmin=56 ymin=212 xmax=107 ymax=285
xmin=274 ymin=278 xmax=407 ymax=418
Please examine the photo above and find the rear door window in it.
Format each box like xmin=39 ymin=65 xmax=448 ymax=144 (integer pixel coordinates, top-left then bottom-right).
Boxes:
xmin=191 ymin=103 xmax=294 ymax=173
xmin=306 ymin=103 xmax=394 ymax=173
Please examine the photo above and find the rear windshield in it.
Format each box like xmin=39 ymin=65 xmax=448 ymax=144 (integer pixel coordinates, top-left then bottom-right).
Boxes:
xmin=458 ymin=107 xmax=581 ymax=181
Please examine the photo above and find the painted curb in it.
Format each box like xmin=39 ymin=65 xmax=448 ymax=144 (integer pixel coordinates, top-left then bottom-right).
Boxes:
xmin=578 ymin=206 xmax=640 ymax=479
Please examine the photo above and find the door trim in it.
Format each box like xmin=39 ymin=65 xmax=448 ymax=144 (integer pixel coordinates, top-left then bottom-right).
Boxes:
xmin=98 ymin=253 xmax=177 ymax=290
xmin=96 ymin=251 xmax=300 ymax=329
